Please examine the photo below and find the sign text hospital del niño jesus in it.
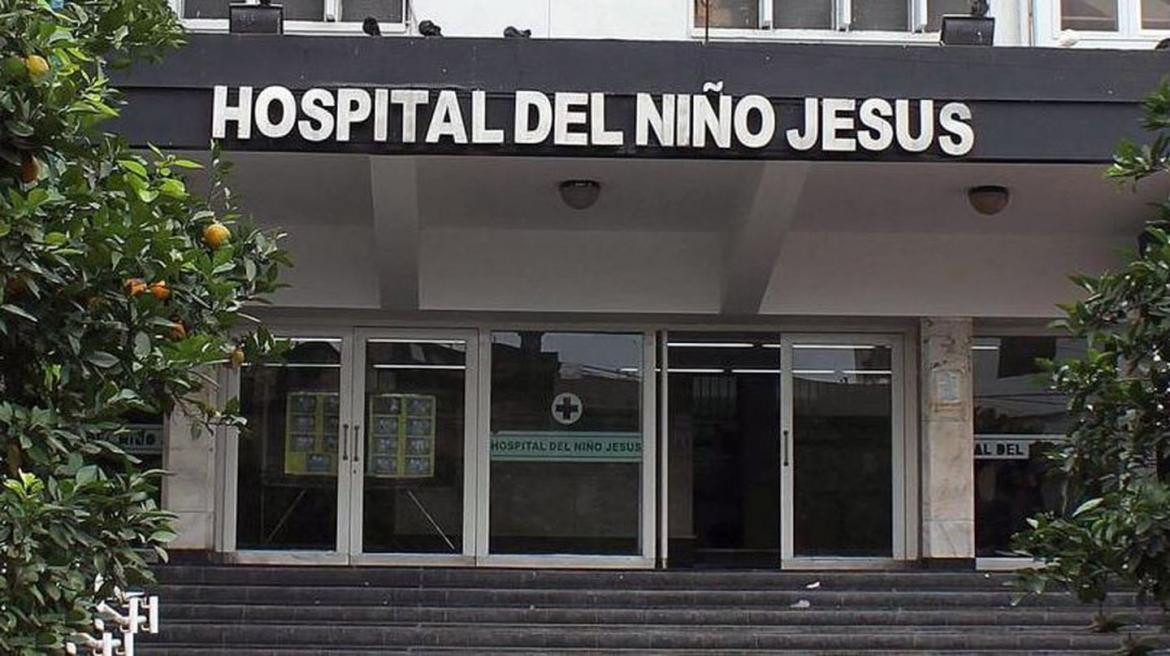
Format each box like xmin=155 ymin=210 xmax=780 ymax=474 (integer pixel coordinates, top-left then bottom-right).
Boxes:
xmin=211 ymin=85 xmax=975 ymax=158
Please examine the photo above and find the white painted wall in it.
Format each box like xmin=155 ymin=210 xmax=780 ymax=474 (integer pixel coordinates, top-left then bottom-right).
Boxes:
xmin=419 ymin=227 xmax=722 ymax=313
xmin=760 ymin=231 xmax=1130 ymax=318
xmin=409 ymin=0 xmax=551 ymax=38
xmin=546 ymin=0 xmax=687 ymax=41
xmin=269 ymin=223 xmax=381 ymax=309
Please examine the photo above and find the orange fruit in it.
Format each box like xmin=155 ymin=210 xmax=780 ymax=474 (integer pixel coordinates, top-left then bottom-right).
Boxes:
xmin=19 ymin=153 xmax=39 ymax=184
xmin=167 ymin=322 xmax=187 ymax=341
xmin=24 ymin=55 xmax=49 ymax=77
xmin=124 ymin=278 xmax=147 ymax=296
xmin=149 ymin=281 xmax=170 ymax=300
xmin=202 ymin=222 xmax=231 ymax=249
xmin=230 ymin=348 xmax=246 ymax=368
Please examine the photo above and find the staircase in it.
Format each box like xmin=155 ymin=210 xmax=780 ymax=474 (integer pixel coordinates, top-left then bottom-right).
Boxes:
xmin=144 ymin=565 xmax=1168 ymax=654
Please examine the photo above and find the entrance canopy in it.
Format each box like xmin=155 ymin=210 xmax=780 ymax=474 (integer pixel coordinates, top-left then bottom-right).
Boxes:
xmin=115 ymin=34 xmax=1170 ymax=319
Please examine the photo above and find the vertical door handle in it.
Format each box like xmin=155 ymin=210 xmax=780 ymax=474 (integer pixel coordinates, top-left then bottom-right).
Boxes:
xmin=353 ymin=425 xmax=362 ymax=463
xmin=782 ymin=429 xmax=790 ymax=467
xmin=341 ymin=423 xmax=350 ymax=461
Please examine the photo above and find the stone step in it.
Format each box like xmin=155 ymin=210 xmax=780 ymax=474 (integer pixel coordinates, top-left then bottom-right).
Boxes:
xmin=143 ymin=648 xmax=1123 ymax=656
xmin=161 ymin=602 xmax=1156 ymax=627
xmin=140 ymin=622 xmax=1159 ymax=651
xmin=152 ymin=583 xmax=1139 ymax=608
xmin=153 ymin=565 xmax=1025 ymax=591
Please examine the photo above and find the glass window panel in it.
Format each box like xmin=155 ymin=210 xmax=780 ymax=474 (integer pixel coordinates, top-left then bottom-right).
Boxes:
xmin=282 ymin=0 xmax=325 ymax=21
xmin=774 ymin=0 xmax=833 ymax=29
xmin=972 ymin=336 xmax=1084 ymax=557
xmin=341 ymin=0 xmax=405 ymax=23
xmin=695 ymin=0 xmax=761 ymax=28
xmin=237 ymin=338 xmax=342 ymax=551
xmin=926 ymin=0 xmax=976 ymax=31
xmin=972 ymin=336 xmax=1083 ymax=436
xmin=1143 ymin=0 xmax=1170 ymax=29
xmin=666 ymin=333 xmax=783 ymax=568
xmin=1061 ymin=0 xmax=1119 ymax=31
xmin=361 ymin=339 xmax=466 ymax=554
xmin=975 ymin=440 xmax=1063 ymax=557
xmin=852 ymin=0 xmax=910 ymax=31
xmin=489 ymin=332 xmax=643 ymax=556
xmin=182 ymin=0 xmax=229 ymax=19
xmin=792 ymin=344 xmax=893 ymax=557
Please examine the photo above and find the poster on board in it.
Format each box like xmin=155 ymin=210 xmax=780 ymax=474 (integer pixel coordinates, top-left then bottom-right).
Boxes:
xmin=284 ymin=391 xmax=340 ymax=475
xmin=367 ymin=393 xmax=437 ymax=479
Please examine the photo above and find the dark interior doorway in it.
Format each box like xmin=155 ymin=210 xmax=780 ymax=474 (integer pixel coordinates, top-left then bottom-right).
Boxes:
xmin=666 ymin=332 xmax=782 ymax=568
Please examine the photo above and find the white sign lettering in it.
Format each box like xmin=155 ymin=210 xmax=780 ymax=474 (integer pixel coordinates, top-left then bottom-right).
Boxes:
xmin=211 ymin=85 xmax=976 ymax=156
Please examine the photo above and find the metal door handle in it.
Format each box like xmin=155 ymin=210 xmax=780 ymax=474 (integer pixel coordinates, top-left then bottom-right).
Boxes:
xmin=341 ymin=423 xmax=350 ymax=460
xmin=782 ymin=429 xmax=790 ymax=467
xmin=353 ymin=425 xmax=362 ymax=463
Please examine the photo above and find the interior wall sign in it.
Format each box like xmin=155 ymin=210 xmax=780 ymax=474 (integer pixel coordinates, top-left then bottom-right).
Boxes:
xmin=211 ymin=84 xmax=975 ymax=158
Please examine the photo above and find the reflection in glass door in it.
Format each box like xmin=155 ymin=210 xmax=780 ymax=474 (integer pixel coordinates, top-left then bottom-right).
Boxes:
xmin=486 ymin=331 xmax=646 ymax=558
xmin=350 ymin=332 xmax=476 ymax=561
xmin=236 ymin=337 xmax=350 ymax=553
xmin=782 ymin=339 xmax=899 ymax=560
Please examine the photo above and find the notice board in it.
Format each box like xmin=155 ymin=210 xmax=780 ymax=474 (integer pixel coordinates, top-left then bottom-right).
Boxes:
xmin=367 ymin=393 xmax=437 ymax=479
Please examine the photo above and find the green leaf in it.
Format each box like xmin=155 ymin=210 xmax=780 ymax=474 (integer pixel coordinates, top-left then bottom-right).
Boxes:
xmin=75 ymin=465 xmax=98 ymax=486
xmin=159 ymin=178 xmax=186 ymax=198
xmin=133 ymin=332 xmax=151 ymax=359
xmin=118 ymin=159 xmax=148 ymax=178
xmin=1071 ymin=497 xmax=1104 ymax=518
xmin=85 ymin=351 xmax=119 ymax=368
xmin=1 ymin=304 xmax=36 ymax=322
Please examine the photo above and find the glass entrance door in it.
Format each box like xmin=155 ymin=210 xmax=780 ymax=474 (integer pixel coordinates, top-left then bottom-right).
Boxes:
xmin=666 ymin=332 xmax=783 ymax=568
xmin=233 ymin=335 xmax=353 ymax=561
xmin=781 ymin=336 xmax=903 ymax=563
xmin=349 ymin=330 xmax=477 ymax=564
xmin=664 ymin=332 xmax=904 ymax=568
xmin=482 ymin=331 xmax=653 ymax=565
xmin=228 ymin=329 xmax=476 ymax=564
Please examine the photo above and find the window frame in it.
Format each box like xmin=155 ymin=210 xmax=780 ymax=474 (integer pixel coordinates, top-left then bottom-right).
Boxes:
xmin=170 ymin=0 xmax=409 ymax=36
xmin=689 ymin=0 xmax=963 ymax=43
xmin=1034 ymin=0 xmax=1170 ymax=48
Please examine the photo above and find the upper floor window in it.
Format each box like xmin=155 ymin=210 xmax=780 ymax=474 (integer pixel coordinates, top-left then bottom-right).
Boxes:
xmin=1060 ymin=0 xmax=1119 ymax=31
xmin=174 ymin=0 xmax=405 ymax=31
xmin=1040 ymin=0 xmax=1170 ymax=46
xmin=694 ymin=0 xmax=972 ymax=33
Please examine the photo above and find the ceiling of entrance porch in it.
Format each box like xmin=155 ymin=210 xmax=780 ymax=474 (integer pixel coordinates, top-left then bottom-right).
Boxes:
xmin=180 ymin=151 xmax=1163 ymax=237
xmin=171 ymin=150 xmax=1167 ymax=316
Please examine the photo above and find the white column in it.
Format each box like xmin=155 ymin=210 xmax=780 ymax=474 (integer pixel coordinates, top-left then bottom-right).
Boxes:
xmin=919 ymin=317 xmax=975 ymax=563
xmin=161 ymin=389 xmax=218 ymax=552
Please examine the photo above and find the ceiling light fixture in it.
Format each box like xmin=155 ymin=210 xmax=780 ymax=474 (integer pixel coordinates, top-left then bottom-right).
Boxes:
xmin=559 ymin=180 xmax=601 ymax=210
xmin=968 ymin=185 xmax=1010 ymax=215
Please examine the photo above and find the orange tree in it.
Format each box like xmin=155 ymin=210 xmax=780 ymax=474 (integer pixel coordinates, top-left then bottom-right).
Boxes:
xmin=0 ymin=1 xmax=287 ymax=652
xmin=1015 ymin=81 xmax=1170 ymax=650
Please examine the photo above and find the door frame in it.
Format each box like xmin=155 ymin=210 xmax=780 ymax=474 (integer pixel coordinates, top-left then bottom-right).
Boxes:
xmin=219 ymin=325 xmax=658 ymax=568
xmin=349 ymin=327 xmax=479 ymax=566
xmin=780 ymin=333 xmax=907 ymax=569
xmin=221 ymin=329 xmax=354 ymax=565
xmin=472 ymin=329 xmax=658 ymax=569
